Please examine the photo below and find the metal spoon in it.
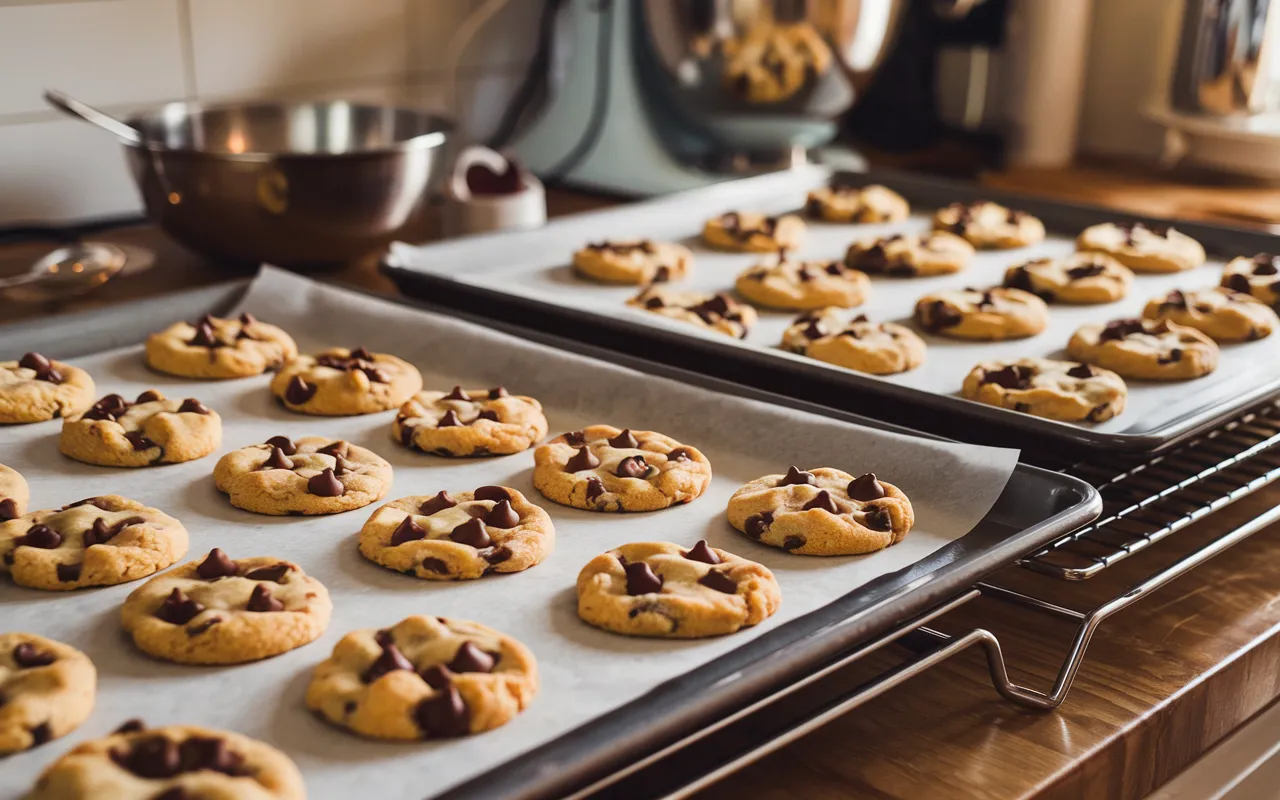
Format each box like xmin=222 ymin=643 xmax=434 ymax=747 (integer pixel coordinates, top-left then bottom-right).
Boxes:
xmin=0 ymin=242 xmax=128 ymax=301
xmin=43 ymin=90 xmax=141 ymax=145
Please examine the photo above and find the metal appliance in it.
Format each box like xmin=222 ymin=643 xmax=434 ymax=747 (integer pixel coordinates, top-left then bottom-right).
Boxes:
xmin=512 ymin=0 xmax=904 ymax=195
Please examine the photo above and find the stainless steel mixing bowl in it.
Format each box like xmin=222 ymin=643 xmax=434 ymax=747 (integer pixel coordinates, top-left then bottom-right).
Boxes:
xmin=122 ymin=101 xmax=454 ymax=269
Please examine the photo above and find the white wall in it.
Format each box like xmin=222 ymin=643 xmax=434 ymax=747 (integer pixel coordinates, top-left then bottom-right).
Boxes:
xmin=0 ymin=0 xmax=543 ymax=224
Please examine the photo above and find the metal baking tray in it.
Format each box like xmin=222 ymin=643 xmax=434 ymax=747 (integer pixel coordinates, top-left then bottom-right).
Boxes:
xmin=383 ymin=167 xmax=1280 ymax=454
xmin=0 ymin=279 xmax=1097 ymax=800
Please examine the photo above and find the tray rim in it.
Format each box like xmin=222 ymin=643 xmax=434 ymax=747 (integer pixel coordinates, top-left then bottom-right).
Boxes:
xmin=382 ymin=166 xmax=1280 ymax=453
xmin=0 ymin=277 xmax=1101 ymax=800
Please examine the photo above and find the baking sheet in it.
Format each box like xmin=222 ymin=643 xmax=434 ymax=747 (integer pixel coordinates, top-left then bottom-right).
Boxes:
xmin=386 ymin=166 xmax=1280 ymax=445
xmin=1 ymin=267 xmax=1019 ymax=799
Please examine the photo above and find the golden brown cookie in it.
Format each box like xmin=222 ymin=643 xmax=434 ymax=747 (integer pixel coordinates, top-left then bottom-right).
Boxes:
xmin=213 ymin=435 xmax=393 ymax=516
xmin=1221 ymin=254 xmax=1280 ymax=308
xmin=702 ymin=211 xmax=805 ymax=252
xmin=726 ymin=466 xmax=914 ymax=556
xmin=120 ymin=549 xmax=331 ymax=665
xmin=306 ymin=615 xmax=538 ymax=740
xmin=0 ymin=495 xmax=187 ymax=591
xmin=780 ymin=309 xmax=925 ymax=375
xmin=933 ymin=201 xmax=1045 ymax=249
xmin=270 ymin=346 xmax=423 ymax=416
xmin=914 ymin=287 xmax=1048 ymax=340
xmin=628 ymin=287 xmax=758 ymax=338
xmin=961 ymin=358 xmax=1128 ymax=422
xmin=734 ymin=256 xmax=870 ymax=310
xmin=0 ymin=633 xmax=95 ymax=754
xmin=1002 ymin=253 xmax=1133 ymax=304
xmin=1142 ymin=287 xmax=1278 ymax=342
xmin=576 ymin=541 xmax=781 ymax=638
xmin=145 ymin=312 xmax=298 ymax=379
xmin=572 ymin=240 xmax=693 ymax=284
xmin=27 ymin=722 xmax=305 ymax=800
xmin=1067 ymin=318 xmax=1218 ymax=381
xmin=357 ymin=486 xmax=554 ymax=580
xmin=59 ymin=390 xmax=221 ymax=467
xmin=0 ymin=353 xmax=95 ymax=424
xmin=843 ymin=231 xmax=974 ymax=277
xmin=393 ymin=386 xmax=548 ymax=457
xmin=721 ymin=22 xmax=832 ymax=103
xmin=533 ymin=426 xmax=712 ymax=512
xmin=1077 ymin=221 xmax=1205 ymax=273
xmin=804 ymin=183 xmax=909 ymax=223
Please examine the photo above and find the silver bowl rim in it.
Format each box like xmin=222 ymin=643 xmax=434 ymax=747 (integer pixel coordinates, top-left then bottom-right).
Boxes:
xmin=121 ymin=99 xmax=455 ymax=161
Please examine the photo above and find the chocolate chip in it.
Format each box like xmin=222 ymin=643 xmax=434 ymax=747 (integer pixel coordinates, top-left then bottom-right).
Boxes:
xmin=1066 ymin=363 xmax=1094 ymax=379
xmin=668 ymin=447 xmax=693 ymax=462
xmin=980 ymin=365 xmax=1033 ymax=390
xmin=260 ymin=446 xmax=294 ymax=471
xmin=196 ymin=548 xmax=238 ymax=579
xmin=1158 ymin=348 xmax=1183 ymax=364
xmin=114 ymin=719 xmax=146 ymax=735
xmin=420 ymin=664 xmax=452 ymax=689
xmin=180 ymin=735 xmax=244 ymax=775
xmin=13 ymin=643 xmax=56 ymax=668
xmin=316 ymin=441 xmax=348 ymax=459
xmin=1225 ymin=273 xmax=1253 ymax=293
xmin=482 ymin=545 xmax=513 ymax=565
xmin=420 ymin=557 xmax=449 ymax=573
xmin=244 ymin=563 xmax=291 ymax=582
xmin=1161 ymin=289 xmax=1188 ymax=310
xmin=1004 ymin=266 xmax=1035 ymax=294
xmin=778 ymin=466 xmax=816 ymax=486
xmin=124 ymin=431 xmax=157 ymax=452
xmin=693 ymin=568 xmax=736 ymax=594
xmin=331 ymin=456 xmax=351 ymax=477
xmin=156 ymin=588 xmax=204 ymax=625
xmin=238 ymin=312 xmax=257 ymax=326
xmin=644 ymin=296 xmax=665 ymax=309
xmin=684 ymin=540 xmax=720 ymax=565
xmin=585 ymin=477 xmax=606 ymax=502
xmin=364 ymin=643 xmax=414 ymax=683
xmin=56 ymin=563 xmax=81 ymax=582
xmin=484 ymin=500 xmax=520 ymax=529
xmin=19 ymin=352 xmax=53 ymax=380
xmin=864 ymin=506 xmax=892 ymax=531
xmin=135 ymin=390 xmax=164 ymax=403
xmin=744 ymin=511 xmax=773 ymax=539
xmin=390 ymin=516 xmax=426 ymax=545
xmin=488 ymin=386 xmax=509 ymax=399
xmin=246 ymin=584 xmax=284 ymax=612
xmin=448 ymin=642 xmax=495 ymax=674
xmin=450 ymin=517 xmax=491 ymax=548
xmin=563 ymin=431 xmax=586 ymax=446
xmin=264 ymin=435 xmax=296 ymax=455
xmin=782 ymin=535 xmax=807 ymax=551
xmin=83 ymin=394 xmax=129 ymax=421
xmin=307 ymin=468 xmax=343 ymax=497
xmin=1099 ymin=318 xmax=1146 ymax=342
xmin=922 ymin=300 xmax=963 ymax=332
xmin=1067 ymin=262 xmax=1107 ymax=280
xmin=565 ymin=446 xmax=601 ymax=472
xmin=802 ymin=490 xmax=839 ymax=513
xmin=27 ymin=721 xmax=51 ymax=746
xmin=0 ymin=498 xmax=17 ymax=520
xmin=177 ymin=398 xmax=210 ymax=415
xmin=283 ymin=375 xmax=316 ymax=405
xmin=437 ymin=409 xmax=462 ymax=428
xmin=624 ymin=561 xmax=664 ymax=595
xmin=847 ymin=473 xmax=886 ymax=501
xmin=615 ymin=455 xmax=648 ymax=479
xmin=415 ymin=684 xmax=470 ymax=738
xmin=1254 ymin=254 xmax=1280 ymax=275
xmin=419 ymin=491 xmax=458 ymax=515
xmin=474 ymin=409 xmax=499 ymax=423
xmin=188 ymin=321 xmax=220 ymax=348
xmin=608 ymin=429 xmax=639 ymax=448
xmin=18 ymin=525 xmax=60 ymax=549
xmin=112 ymin=735 xmax=180 ymax=778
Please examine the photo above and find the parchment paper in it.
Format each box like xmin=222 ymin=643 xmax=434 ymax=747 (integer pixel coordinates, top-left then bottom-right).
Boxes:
xmin=0 ymin=267 xmax=1018 ymax=799
xmin=389 ymin=166 xmax=1280 ymax=435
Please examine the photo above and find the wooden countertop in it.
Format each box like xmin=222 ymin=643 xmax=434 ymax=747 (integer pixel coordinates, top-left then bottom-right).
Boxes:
xmin=4 ymin=167 xmax=1279 ymax=799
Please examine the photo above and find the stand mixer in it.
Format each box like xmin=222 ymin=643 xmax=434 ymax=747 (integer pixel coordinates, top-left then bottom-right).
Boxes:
xmin=512 ymin=0 xmax=905 ymax=196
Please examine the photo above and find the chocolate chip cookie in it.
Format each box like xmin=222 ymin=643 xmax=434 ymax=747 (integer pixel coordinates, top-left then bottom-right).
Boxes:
xmin=1002 ymin=253 xmax=1133 ymax=304
xmin=721 ymin=22 xmax=831 ymax=104
xmin=27 ymin=722 xmax=305 ymax=800
xmin=0 ymin=495 xmax=187 ymax=591
xmin=393 ymin=385 xmax=548 ymax=457
xmin=1142 ymin=287 xmax=1278 ymax=342
xmin=628 ymin=287 xmax=758 ymax=338
xmin=804 ymin=183 xmax=909 ymax=223
xmin=146 ymin=312 xmax=297 ymax=379
xmin=576 ymin=540 xmax=781 ymax=638
xmin=932 ymin=201 xmax=1045 ymax=249
xmin=702 ymin=211 xmax=805 ymax=252
xmin=735 ymin=256 xmax=870 ymax=310
xmin=0 ymin=633 xmax=95 ymax=754
xmin=120 ymin=549 xmax=331 ymax=665
xmin=726 ymin=467 xmax=915 ymax=556
xmin=358 ymin=486 xmax=554 ymax=580
xmin=1076 ymin=221 xmax=1206 ymax=273
xmin=961 ymin=358 xmax=1128 ymax=422
xmin=843 ymin=232 xmax=974 ymax=277
xmin=1221 ymin=254 xmax=1280 ymax=309
xmin=572 ymin=240 xmax=693 ymax=284
xmin=270 ymin=346 xmax=423 ymax=416
xmin=1068 ymin=318 xmax=1218 ymax=381
xmin=781 ymin=309 xmax=926 ymax=375
xmin=306 ymin=615 xmax=538 ymax=740
xmin=214 ymin=436 xmax=393 ymax=516
xmin=0 ymin=353 xmax=95 ymax=423
xmin=59 ymin=390 xmax=221 ymax=468
xmin=914 ymin=287 xmax=1048 ymax=340
xmin=533 ymin=425 xmax=712 ymax=512
xmin=0 ymin=463 xmax=29 ymax=521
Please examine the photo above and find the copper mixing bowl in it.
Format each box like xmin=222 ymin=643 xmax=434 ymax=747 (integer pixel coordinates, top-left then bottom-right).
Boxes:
xmin=123 ymin=101 xmax=454 ymax=270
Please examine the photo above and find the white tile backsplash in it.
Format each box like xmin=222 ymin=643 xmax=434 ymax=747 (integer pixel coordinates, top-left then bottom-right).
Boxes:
xmin=0 ymin=0 xmax=187 ymax=117
xmin=0 ymin=119 xmax=141 ymax=223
